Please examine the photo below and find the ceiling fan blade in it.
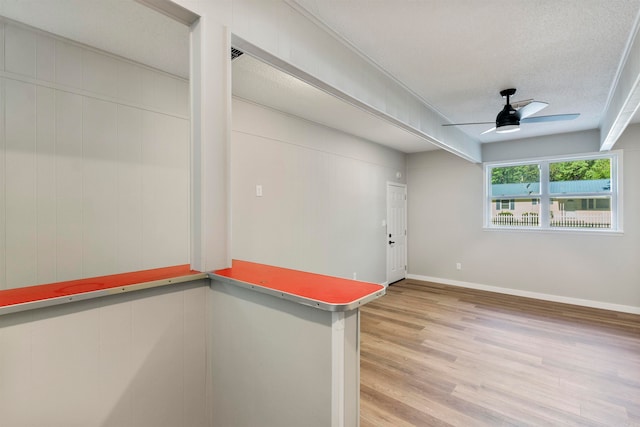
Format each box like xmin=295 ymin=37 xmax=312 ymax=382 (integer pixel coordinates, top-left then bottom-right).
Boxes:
xmin=442 ymin=121 xmax=494 ymax=127
xmin=481 ymin=127 xmax=496 ymax=135
xmin=521 ymin=113 xmax=580 ymax=123
xmin=511 ymin=99 xmax=533 ymax=109
xmin=518 ymin=101 xmax=549 ymax=119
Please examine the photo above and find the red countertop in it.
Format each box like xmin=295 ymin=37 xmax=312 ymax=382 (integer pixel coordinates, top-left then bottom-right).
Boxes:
xmin=1 ymin=261 xmax=385 ymax=314
xmin=212 ymin=260 xmax=385 ymax=309
xmin=0 ymin=265 xmax=202 ymax=309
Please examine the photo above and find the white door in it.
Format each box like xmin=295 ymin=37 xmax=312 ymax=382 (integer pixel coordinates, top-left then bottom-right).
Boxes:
xmin=386 ymin=183 xmax=407 ymax=285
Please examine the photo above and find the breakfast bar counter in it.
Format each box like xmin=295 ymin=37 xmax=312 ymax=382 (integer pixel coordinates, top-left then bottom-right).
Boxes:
xmin=211 ymin=259 xmax=385 ymax=311
xmin=208 ymin=260 xmax=385 ymax=427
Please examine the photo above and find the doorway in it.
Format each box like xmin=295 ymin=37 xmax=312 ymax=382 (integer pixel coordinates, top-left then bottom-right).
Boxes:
xmin=386 ymin=182 xmax=407 ymax=285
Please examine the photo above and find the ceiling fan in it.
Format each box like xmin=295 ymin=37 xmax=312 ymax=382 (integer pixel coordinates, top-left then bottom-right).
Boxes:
xmin=442 ymin=88 xmax=580 ymax=134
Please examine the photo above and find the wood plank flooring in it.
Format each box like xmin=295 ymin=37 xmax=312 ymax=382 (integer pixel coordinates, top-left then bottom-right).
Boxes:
xmin=359 ymin=279 xmax=640 ymax=427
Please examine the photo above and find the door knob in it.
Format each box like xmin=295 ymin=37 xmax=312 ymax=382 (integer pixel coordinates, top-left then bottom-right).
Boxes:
xmin=389 ymin=240 xmax=395 ymax=245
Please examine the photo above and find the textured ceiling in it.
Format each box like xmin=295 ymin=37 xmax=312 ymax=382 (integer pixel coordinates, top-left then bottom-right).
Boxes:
xmin=293 ymin=0 xmax=640 ymax=143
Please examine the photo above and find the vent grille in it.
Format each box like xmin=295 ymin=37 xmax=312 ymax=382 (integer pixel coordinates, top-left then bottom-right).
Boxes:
xmin=231 ymin=47 xmax=244 ymax=61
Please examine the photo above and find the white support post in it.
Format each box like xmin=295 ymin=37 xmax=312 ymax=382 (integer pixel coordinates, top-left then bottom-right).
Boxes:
xmin=331 ymin=311 xmax=346 ymax=427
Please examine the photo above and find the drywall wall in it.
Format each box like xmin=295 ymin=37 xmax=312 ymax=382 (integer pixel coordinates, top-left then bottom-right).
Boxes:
xmin=407 ymin=128 xmax=640 ymax=310
xmin=0 ymin=280 xmax=209 ymax=427
xmin=231 ymin=99 xmax=406 ymax=284
xmin=0 ymin=20 xmax=190 ymax=289
xmin=482 ymin=129 xmax=601 ymax=162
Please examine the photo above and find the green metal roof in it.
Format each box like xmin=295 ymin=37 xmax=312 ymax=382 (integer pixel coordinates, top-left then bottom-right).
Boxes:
xmin=492 ymin=179 xmax=611 ymax=197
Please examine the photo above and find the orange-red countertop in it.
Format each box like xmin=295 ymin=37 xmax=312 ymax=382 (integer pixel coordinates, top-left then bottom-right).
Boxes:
xmin=212 ymin=260 xmax=385 ymax=311
xmin=1 ymin=261 xmax=385 ymax=315
xmin=0 ymin=265 xmax=203 ymax=310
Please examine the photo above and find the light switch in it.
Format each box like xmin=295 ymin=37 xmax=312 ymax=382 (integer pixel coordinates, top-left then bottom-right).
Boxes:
xmin=256 ymin=185 xmax=263 ymax=197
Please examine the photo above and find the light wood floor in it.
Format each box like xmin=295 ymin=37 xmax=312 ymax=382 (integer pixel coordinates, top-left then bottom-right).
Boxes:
xmin=359 ymin=279 xmax=640 ymax=427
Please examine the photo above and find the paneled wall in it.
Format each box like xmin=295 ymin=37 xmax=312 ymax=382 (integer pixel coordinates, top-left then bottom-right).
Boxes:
xmin=231 ymin=99 xmax=406 ymax=284
xmin=0 ymin=20 xmax=190 ymax=289
xmin=0 ymin=281 xmax=209 ymax=427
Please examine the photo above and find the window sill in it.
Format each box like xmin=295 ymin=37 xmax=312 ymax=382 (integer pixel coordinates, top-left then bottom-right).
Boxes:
xmin=482 ymin=226 xmax=624 ymax=236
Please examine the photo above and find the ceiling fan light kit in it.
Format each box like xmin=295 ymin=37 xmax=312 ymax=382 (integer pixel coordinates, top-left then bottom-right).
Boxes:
xmin=495 ymin=124 xmax=520 ymax=134
xmin=443 ymin=87 xmax=579 ymax=135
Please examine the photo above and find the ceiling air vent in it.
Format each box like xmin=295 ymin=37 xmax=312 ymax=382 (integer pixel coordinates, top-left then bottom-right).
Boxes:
xmin=231 ymin=47 xmax=244 ymax=61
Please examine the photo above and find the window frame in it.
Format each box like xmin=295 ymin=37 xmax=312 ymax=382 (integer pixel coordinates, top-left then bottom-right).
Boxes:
xmin=483 ymin=151 xmax=622 ymax=233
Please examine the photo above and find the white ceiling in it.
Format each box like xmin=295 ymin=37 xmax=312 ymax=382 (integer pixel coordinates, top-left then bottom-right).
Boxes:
xmin=3 ymin=0 xmax=640 ymax=153
xmin=292 ymin=0 xmax=640 ymax=144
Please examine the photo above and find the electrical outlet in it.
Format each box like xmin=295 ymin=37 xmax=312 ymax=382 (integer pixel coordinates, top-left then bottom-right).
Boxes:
xmin=353 ymin=272 xmax=357 ymax=280
xmin=256 ymin=184 xmax=263 ymax=197
xmin=456 ymin=262 xmax=462 ymax=270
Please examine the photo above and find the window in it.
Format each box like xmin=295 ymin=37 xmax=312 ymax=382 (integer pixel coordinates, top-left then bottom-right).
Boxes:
xmin=485 ymin=153 xmax=621 ymax=231
xmin=496 ymin=199 xmax=514 ymax=210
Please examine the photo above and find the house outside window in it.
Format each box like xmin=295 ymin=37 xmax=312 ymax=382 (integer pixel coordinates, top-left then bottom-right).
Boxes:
xmin=484 ymin=152 xmax=621 ymax=231
xmin=496 ymin=199 xmax=515 ymax=210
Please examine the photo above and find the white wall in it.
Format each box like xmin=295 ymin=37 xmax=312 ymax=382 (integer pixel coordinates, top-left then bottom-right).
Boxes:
xmin=0 ymin=281 xmax=208 ymax=427
xmin=231 ymin=99 xmax=406 ymax=284
xmin=407 ymin=128 xmax=640 ymax=311
xmin=209 ymin=281 xmax=359 ymax=427
xmin=481 ymin=129 xmax=601 ymax=162
xmin=0 ymin=20 xmax=190 ymax=289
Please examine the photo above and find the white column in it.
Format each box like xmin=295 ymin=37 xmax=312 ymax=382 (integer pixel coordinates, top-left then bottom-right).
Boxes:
xmin=187 ymin=4 xmax=233 ymax=273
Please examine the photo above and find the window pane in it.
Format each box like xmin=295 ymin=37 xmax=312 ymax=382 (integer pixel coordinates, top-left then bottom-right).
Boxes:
xmin=491 ymin=165 xmax=540 ymax=196
xmin=549 ymin=159 xmax=611 ymax=194
xmin=550 ymin=197 xmax=611 ymax=228
xmin=491 ymin=199 xmax=540 ymax=227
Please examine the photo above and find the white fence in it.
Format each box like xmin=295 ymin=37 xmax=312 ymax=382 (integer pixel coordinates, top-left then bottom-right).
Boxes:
xmin=551 ymin=211 xmax=611 ymax=228
xmin=492 ymin=211 xmax=611 ymax=228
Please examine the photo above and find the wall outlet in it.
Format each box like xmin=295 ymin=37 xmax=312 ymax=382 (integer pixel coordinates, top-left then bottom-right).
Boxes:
xmin=256 ymin=184 xmax=263 ymax=197
xmin=353 ymin=272 xmax=357 ymax=280
xmin=456 ymin=262 xmax=462 ymax=270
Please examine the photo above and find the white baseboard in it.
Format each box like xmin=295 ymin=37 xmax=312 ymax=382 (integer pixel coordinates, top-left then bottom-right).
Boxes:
xmin=406 ymin=274 xmax=640 ymax=315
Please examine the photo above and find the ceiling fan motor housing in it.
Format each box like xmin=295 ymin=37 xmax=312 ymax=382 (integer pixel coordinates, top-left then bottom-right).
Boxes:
xmin=496 ymin=104 xmax=520 ymax=128
xmin=496 ymin=88 xmax=520 ymax=132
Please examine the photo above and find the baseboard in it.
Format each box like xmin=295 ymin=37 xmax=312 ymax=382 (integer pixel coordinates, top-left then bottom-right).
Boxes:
xmin=406 ymin=274 xmax=640 ymax=315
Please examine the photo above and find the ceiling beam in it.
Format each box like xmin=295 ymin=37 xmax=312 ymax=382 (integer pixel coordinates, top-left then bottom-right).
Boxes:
xmin=600 ymin=11 xmax=640 ymax=151
xmin=232 ymin=35 xmax=480 ymax=162
xmin=134 ymin=0 xmax=199 ymax=26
